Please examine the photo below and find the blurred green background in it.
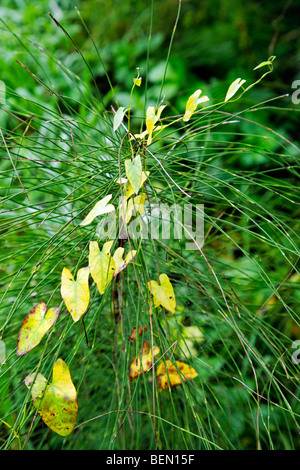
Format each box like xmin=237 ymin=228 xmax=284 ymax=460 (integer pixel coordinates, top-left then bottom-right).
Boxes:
xmin=1 ymin=0 xmax=299 ymax=140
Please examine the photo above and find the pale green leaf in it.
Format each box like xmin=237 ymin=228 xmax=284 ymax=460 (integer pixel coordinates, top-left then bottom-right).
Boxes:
xmin=253 ymin=56 xmax=276 ymax=70
xmin=113 ymin=106 xmax=127 ymax=131
xmin=125 ymin=154 xmax=143 ymax=194
xmin=224 ymin=78 xmax=246 ymax=102
xmin=79 ymin=194 xmax=115 ymax=227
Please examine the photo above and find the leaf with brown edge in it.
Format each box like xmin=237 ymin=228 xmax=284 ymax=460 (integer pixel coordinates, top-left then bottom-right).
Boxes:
xmin=61 ymin=266 xmax=90 ymax=322
xmin=148 ymin=273 xmax=176 ymax=313
xmin=129 ymin=340 xmax=159 ymax=381
xmin=156 ymin=360 xmax=198 ymax=390
xmin=25 ymin=358 xmax=78 ymax=436
xmin=128 ymin=325 xmax=148 ymax=342
xmin=17 ymin=302 xmax=59 ymax=356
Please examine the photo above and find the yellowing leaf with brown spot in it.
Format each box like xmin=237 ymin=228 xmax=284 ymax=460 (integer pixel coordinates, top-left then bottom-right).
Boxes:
xmin=89 ymin=241 xmax=115 ymax=294
xmin=61 ymin=267 xmax=90 ymax=322
xmin=130 ymin=340 xmax=159 ymax=381
xmin=17 ymin=302 xmax=59 ymax=356
xmin=156 ymin=360 xmax=198 ymax=389
xmin=148 ymin=273 xmax=176 ymax=313
xmin=128 ymin=325 xmax=148 ymax=342
xmin=25 ymin=358 xmax=78 ymax=436
xmin=79 ymin=194 xmax=115 ymax=227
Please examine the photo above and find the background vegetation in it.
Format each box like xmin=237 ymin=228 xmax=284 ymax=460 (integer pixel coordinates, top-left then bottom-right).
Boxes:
xmin=1 ymin=0 xmax=300 ymax=450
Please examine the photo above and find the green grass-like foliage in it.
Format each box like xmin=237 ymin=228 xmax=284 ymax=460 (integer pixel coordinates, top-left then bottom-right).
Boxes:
xmin=1 ymin=2 xmax=300 ymax=450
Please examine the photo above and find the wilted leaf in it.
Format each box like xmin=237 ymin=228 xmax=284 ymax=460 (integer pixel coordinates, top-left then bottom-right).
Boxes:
xmin=156 ymin=360 xmax=198 ymax=389
xmin=61 ymin=267 xmax=90 ymax=322
xmin=130 ymin=340 xmax=159 ymax=381
xmin=224 ymin=78 xmax=246 ymax=102
xmin=89 ymin=240 xmax=115 ymax=294
xmin=79 ymin=194 xmax=115 ymax=227
xmin=148 ymin=273 xmax=176 ymax=313
xmin=128 ymin=325 xmax=148 ymax=342
xmin=125 ymin=155 xmax=143 ymax=194
xmin=113 ymin=247 xmax=137 ymax=276
xmin=113 ymin=106 xmax=127 ymax=131
xmin=25 ymin=358 xmax=78 ymax=436
xmin=17 ymin=303 xmax=59 ymax=356
xmin=146 ymin=105 xmax=166 ymax=146
xmin=183 ymin=89 xmax=209 ymax=122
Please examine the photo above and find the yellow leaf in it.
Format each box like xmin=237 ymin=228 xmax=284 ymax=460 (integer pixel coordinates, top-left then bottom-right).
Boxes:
xmin=113 ymin=247 xmax=137 ymax=276
xmin=89 ymin=241 xmax=115 ymax=294
xmin=79 ymin=194 xmax=115 ymax=227
xmin=133 ymin=77 xmax=142 ymax=86
xmin=132 ymin=124 xmax=167 ymax=141
xmin=130 ymin=340 xmax=160 ymax=381
xmin=17 ymin=302 xmax=59 ymax=356
xmin=224 ymin=78 xmax=246 ymax=102
xmin=148 ymin=273 xmax=176 ymax=313
xmin=146 ymin=105 xmax=166 ymax=146
xmin=156 ymin=360 xmax=198 ymax=389
xmin=61 ymin=267 xmax=90 ymax=322
xmin=133 ymin=128 xmax=149 ymax=140
xmin=183 ymin=89 xmax=209 ymax=122
xmin=25 ymin=358 xmax=78 ymax=436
